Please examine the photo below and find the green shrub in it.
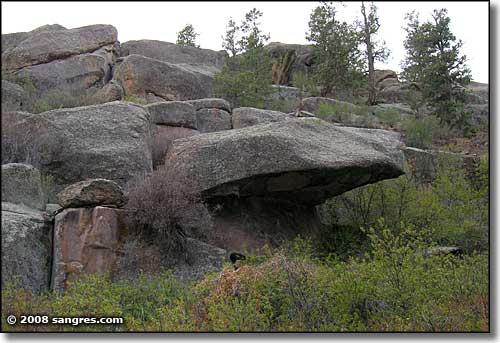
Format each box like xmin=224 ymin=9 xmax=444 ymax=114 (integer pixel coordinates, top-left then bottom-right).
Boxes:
xmin=376 ymin=107 xmax=401 ymax=127
xmin=122 ymin=94 xmax=147 ymax=105
xmin=402 ymin=115 xmax=447 ymax=149
xmin=316 ymin=101 xmax=353 ymax=123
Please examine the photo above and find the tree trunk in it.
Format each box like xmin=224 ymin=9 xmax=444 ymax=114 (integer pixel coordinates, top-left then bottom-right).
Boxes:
xmin=362 ymin=2 xmax=376 ymax=105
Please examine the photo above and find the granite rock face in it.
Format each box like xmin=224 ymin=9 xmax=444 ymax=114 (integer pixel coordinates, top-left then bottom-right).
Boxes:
xmin=2 ymin=202 xmax=51 ymax=293
xmin=113 ymin=54 xmax=214 ymax=101
xmin=51 ymin=206 xmax=123 ymax=290
xmin=2 ymin=24 xmax=118 ymax=70
xmin=2 ymin=163 xmax=45 ymax=210
xmin=232 ymin=107 xmax=293 ymax=129
xmin=10 ymin=102 xmax=152 ymax=198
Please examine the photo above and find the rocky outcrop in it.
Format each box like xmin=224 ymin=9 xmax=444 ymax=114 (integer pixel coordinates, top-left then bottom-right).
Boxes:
xmin=265 ymin=42 xmax=314 ymax=85
xmin=57 ymin=179 xmax=125 ymax=209
xmin=51 ymin=206 xmax=123 ymax=290
xmin=2 ymin=80 xmax=28 ymax=111
xmin=1 ymin=24 xmax=66 ymax=54
xmin=146 ymin=101 xmax=197 ymax=128
xmin=13 ymin=49 xmax=116 ymax=98
xmin=2 ymin=163 xmax=45 ymax=210
xmin=113 ymin=54 xmax=213 ymax=101
xmin=1 ymin=163 xmax=51 ymax=293
xmin=120 ymin=40 xmax=226 ymax=72
xmin=195 ymin=108 xmax=232 ymax=133
xmin=168 ymin=118 xmax=403 ymax=252
xmin=232 ymin=107 xmax=293 ymax=129
xmin=152 ymin=126 xmax=200 ymax=167
xmin=186 ymin=98 xmax=232 ymax=113
xmin=2 ymin=24 xmax=117 ymax=70
xmin=168 ymin=118 xmax=404 ymax=205
xmin=10 ymin=102 xmax=152 ymax=198
xmin=2 ymin=202 xmax=52 ymax=293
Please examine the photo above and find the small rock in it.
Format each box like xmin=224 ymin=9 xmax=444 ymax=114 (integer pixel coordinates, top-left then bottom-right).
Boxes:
xmin=195 ymin=108 xmax=232 ymax=133
xmin=146 ymin=101 xmax=197 ymax=128
xmin=57 ymin=179 xmax=125 ymax=208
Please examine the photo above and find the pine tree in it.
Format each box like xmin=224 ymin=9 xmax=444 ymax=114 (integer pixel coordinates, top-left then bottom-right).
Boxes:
xmin=306 ymin=1 xmax=365 ymax=98
xmin=402 ymin=9 xmax=471 ymax=128
xmin=214 ymin=9 xmax=273 ymax=108
xmin=176 ymin=24 xmax=199 ymax=48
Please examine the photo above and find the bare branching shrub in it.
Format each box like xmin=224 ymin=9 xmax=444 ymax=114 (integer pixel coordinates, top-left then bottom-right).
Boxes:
xmin=125 ymin=163 xmax=213 ymax=260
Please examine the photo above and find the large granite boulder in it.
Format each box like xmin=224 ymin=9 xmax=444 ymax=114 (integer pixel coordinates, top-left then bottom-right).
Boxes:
xmin=2 ymin=24 xmax=117 ymax=70
xmin=113 ymin=54 xmax=213 ymax=101
xmin=232 ymin=107 xmax=293 ymax=129
xmin=2 ymin=80 xmax=28 ymax=112
xmin=195 ymin=108 xmax=232 ymax=133
xmin=57 ymin=179 xmax=125 ymax=209
xmin=13 ymin=49 xmax=116 ymax=98
xmin=1 ymin=24 xmax=66 ymax=54
xmin=2 ymin=202 xmax=51 ymax=293
xmin=146 ymin=101 xmax=197 ymax=128
xmin=120 ymin=40 xmax=226 ymax=73
xmin=152 ymin=126 xmax=200 ymax=168
xmin=10 ymin=102 xmax=152 ymax=198
xmin=168 ymin=118 xmax=404 ymax=205
xmin=2 ymin=163 xmax=45 ymax=210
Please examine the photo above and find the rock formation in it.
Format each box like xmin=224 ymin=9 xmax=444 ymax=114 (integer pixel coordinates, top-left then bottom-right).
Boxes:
xmin=1 ymin=165 xmax=51 ymax=292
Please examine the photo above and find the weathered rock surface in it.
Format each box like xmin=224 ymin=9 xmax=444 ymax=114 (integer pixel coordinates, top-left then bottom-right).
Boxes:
xmin=13 ymin=102 xmax=152 ymax=198
xmin=152 ymin=126 xmax=200 ymax=167
xmin=265 ymin=42 xmax=314 ymax=85
xmin=2 ymin=80 xmax=28 ymax=111
xmin=186 ymin=98 xmax=232 ymax=113
xmin=466 ymin=81 xmax=488 ymax=104
xmin=51 ymin=206 xmax=122 ymax=290
xmin=2 ymin=24 xmax=118 ymax=70
xmin=403 ymin=147 xmax=480 ymax=182
xmin=195 ymin=108 xmax=232 ymax=133
xmin=57 ymin=179 xmax=125 ymax=209
xmin=13 ymin=50 xmax=115 ymax=98
xmin=264 ymin=85 xmax=304 ymax=112
xmin=113 ymin=54 xmax=213 ymax=100
xmin=2 ymin=163 xmax=45 ymax=210
xmin=208 ymin=197 xmax=321 ymax=252
xmin=1 ymin=24 xmax=66 ymax=54
xmin=173 ymin=238 xmax=227 ymax=282
xmin=120 ymin=40 xmax=226 ymax=71
xmin=232 ymin=107 xmax=293 ymax=129
xmin=2 ymin=202 xmax=51 ymax=292
xmin=168 ymin=118 xmax=404 ymax=205
xmin=146 ymin=101 xmax=197 ymax=128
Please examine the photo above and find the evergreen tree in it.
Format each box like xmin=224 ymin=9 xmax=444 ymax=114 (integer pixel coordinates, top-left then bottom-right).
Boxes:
xmin=214 ymin=8 xmax=273 ymax=108
xmin=176 ymin=24 xmax=199 ymax=48
xmin=402 ymin=9 xmax=471 ymax=128
xmin=358 ymin=1 xmax=390 ymax=105
xmin=306 ymin=2 xmax=365 ymax=98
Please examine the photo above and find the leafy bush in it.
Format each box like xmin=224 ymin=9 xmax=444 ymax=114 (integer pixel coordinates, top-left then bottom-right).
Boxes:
xmin=3 ymin=231 xmax=487 ymax=332
xmin=402 ymin=115 xmax=448 ymax=149
xmin=376 ymin=107 xmax=401 ymax=127
xmin=321 ymin=156 xmax=488 ymax=255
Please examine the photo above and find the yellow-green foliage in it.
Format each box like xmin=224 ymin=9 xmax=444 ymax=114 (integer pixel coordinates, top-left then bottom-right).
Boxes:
xmin=122 ymin=94 xmax=148 ymax=105
xmin=2 ymin=231 xmax=488 ymax=332
xmin=323 ymin=155 xmax=489 ymax=254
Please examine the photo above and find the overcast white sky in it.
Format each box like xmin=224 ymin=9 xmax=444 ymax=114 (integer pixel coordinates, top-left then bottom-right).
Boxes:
xmin=1 ymin=1 xmax=490 ymax=83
